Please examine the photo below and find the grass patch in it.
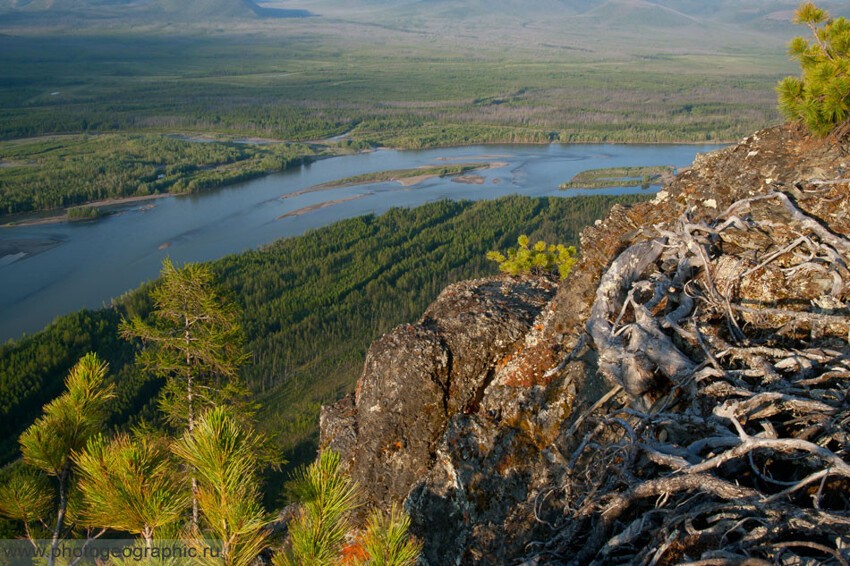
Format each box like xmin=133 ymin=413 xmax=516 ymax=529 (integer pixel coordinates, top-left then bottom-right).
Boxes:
xmin=66 ymin=205 xmax=104 ymax=221
xmin=315 ymin=163 xmax=488 ymax=189
xmin=560 ymin=165 xmax=675 ymax=190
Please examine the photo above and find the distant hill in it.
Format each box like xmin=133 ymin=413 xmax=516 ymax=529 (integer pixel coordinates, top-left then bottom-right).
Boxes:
xmin=284 ymin=0 xmax=839 ymax=57
xmin=0 ymin=0 xmax=314 ymax=21
xmin=307 ymin=0 xmax=846 ymax=32
xmin=575 ymin=0 xmax=701 ymax=29
xmin=155 ymin=0 xmax=260 ymax=18
xmin=0 ymin=0 xmax=844 ymax=31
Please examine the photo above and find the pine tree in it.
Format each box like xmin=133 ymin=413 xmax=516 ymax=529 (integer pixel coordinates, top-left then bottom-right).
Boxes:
xmin=0 ymin=353 xmax=115 ymax=565
xmin=275 ymin=450 xmax=421 ymax=566
xmin=171 ymin=407 xmax=270 ymax=566
xmin=355 ymin=504 xmax=422 ymax=566
xmin=0 ymin=465 xmax=53 ymax=544
xmin=777 ymin=2 xmax=850 ymax=136
xmin=73 ymin=432 xmax=188 ymax=548
xmin=275 ymin=450 xmax=359 ymax=566
xmin=120 ymin=257 xmax=250 ymax=527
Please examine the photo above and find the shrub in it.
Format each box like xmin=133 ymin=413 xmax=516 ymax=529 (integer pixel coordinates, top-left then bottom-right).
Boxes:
xmin=487 ymin=235 xmax=577 ymax=280
xmin=275 ymin=450 xmax=358 ymax=566
xmin=777 ymin=2 xmax=850 ymax=136
xmin=67 ymin=205 xmax=103 ymax=220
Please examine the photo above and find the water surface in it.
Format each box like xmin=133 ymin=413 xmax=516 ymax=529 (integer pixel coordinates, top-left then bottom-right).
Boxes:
xmin=0 ymin=143 xmax=722 ymax=342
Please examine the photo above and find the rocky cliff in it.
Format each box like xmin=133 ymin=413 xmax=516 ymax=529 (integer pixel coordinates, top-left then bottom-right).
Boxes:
xmin=321 ymin=124 xmax=850 ymax=565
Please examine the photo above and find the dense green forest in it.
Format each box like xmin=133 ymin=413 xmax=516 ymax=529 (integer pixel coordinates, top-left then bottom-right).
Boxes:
xmin=0 ymin=134 xmax=319 ymax=216
xmin=0 ymin=195 xmax=649 ymax=502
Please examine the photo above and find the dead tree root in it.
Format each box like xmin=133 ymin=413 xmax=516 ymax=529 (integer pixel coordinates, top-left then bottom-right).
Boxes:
xmin=529 ymin=192 xmax=850 ymax=565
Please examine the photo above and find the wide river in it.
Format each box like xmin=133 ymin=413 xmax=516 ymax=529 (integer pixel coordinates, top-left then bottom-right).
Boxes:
xmin=0 ymin=143 xmax=722 ymax=342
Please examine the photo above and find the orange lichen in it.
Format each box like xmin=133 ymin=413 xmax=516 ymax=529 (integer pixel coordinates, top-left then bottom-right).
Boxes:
xmin=502 ymin=343 xmax=560 ymax=387
xmin=340 ymin=536 xmax=369 ymax=565
xmin=494 ymin=344 xmax=524 ymax=374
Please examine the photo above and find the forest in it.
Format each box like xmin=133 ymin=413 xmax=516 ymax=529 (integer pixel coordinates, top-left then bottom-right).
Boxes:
xmin=0 ymin=135 xmax=319 ymax=216
xmin=0 ymin=194 xmax=648 ymax=516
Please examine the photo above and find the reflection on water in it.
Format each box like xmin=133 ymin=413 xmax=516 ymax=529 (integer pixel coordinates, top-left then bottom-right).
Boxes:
xmin=0 ymin=143 xmax=722 ymax=342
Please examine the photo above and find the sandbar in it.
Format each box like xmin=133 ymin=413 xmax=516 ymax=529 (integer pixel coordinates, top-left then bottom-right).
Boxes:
xmin=452 ymin=175 xmax=486 ymax=185
xmin=1 ymin=193 xmax=171 ymax=227
xmin=0 ymin=238 xmax=62 ymax=265
xmin=277 ymin=194 xmax=368 ymax=219
xmin=286 ymin=161 xmax=508 ymax=197
xmin=399 ymin=161 xmax=508 ymax=187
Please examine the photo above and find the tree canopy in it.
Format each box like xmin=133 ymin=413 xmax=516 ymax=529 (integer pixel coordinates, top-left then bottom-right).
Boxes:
xmin=777 ymin=2 xmax=850 ymax=136
xmin=0 ymin=353 xmax=115 ymax=564
xmin=120 ymin=257 xmax=250 ymax=434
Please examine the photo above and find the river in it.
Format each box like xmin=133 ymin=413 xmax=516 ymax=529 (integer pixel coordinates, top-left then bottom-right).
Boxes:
xmin=0 ymin=143 xmax=723 ymax=342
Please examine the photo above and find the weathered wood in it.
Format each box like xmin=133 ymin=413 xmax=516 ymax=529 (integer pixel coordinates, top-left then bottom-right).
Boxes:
xmin=557 ymin=191 xmax=850 ymax=564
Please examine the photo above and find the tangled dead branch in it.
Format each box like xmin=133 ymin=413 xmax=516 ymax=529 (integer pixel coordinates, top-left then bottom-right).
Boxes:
xmin=534 ymin=191 xmax=850 ymax=565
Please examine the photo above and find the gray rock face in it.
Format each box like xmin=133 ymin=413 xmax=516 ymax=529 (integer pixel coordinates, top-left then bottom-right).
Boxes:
xmin=352 ymin=323 xmax=449 ymax=506
xmin=321 ymin=277 xmax=558 ymax=561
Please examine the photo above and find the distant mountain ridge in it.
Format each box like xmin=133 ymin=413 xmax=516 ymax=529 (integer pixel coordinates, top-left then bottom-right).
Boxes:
xmin=0 ymin=0 xmax=838 ymax=19
xmin=358 ymin=0 xmax=843 ymax=27
xmin=302 ymin=0 xmax=846 ymax=38
xmin=0 ymin=0 xmax=313 ymax=20
xmin=576 ymin=0 xmax=702 ymax=29
xmin=0 ymin=0 xmax=845 ymax=31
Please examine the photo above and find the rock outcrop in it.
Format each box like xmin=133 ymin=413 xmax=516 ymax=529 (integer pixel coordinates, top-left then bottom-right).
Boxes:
xmin=321 ymin=124 xmax=850 ymax=565
xmin=321 ymin=277 xmax=558 ymax=512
